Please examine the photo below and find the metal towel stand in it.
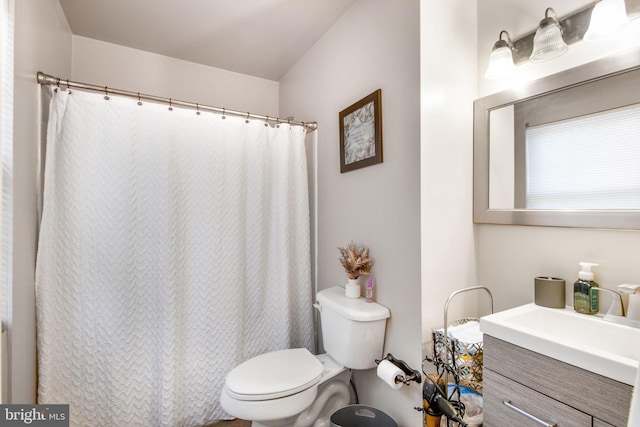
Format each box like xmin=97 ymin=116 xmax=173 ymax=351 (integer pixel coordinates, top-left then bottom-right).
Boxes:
xmin=442 ymin=286 xmax=494 ymax=387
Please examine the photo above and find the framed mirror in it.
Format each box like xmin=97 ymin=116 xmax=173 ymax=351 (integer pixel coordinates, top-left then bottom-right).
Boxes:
xmin=474 ymin=46 xmax=640 ymax=229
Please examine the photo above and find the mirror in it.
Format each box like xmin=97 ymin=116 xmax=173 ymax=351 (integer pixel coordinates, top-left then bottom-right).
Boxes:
xmin=474 ymin=46 xmax=640 ymax=229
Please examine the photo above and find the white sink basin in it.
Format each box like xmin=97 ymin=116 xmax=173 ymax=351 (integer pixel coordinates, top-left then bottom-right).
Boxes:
xmin=480 ymin=303 xmax=640 ymax=385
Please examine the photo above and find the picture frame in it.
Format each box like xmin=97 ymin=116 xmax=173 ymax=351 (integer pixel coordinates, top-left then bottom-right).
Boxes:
xmin=339 ymin=89 xmax=383 ymax=173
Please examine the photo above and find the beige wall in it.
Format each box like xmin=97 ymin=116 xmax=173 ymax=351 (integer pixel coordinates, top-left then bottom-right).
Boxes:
xmin=280 ymin=0 xmax=422 ymax=424
xmin=12 ymin=0 xmax=72 ymax=403
xmin=72 ymin=36 xmax=280 ymax=118
xmin=476 ymin=0 xmax=640 ymax=313
xmin=420 ymin=0 xmax=480 ymax=348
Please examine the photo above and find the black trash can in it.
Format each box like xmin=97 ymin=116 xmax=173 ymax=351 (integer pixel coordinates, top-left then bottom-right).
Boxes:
xmin=330 ymin=405 xmax=398 ymax=427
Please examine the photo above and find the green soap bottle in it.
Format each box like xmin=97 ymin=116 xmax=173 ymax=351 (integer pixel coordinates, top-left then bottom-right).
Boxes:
xmin=573 ymin=262 xmax=599 ymax=315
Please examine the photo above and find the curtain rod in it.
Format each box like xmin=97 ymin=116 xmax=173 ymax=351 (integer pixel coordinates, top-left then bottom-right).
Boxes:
xmin=36 ymin=72 xmax=317 ymax=132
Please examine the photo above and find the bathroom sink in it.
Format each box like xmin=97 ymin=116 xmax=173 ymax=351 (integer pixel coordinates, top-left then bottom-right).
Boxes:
xmin=480 ymin=303 xmax=640 ymax=385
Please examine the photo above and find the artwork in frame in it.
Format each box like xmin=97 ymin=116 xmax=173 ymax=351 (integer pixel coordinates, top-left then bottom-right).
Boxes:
xmin=339 ymin=89 xmax=382 ymax=173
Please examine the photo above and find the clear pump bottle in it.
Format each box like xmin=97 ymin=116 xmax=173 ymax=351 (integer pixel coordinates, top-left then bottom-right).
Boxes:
xmin=573 ymin=262 xmax=599 ymax=315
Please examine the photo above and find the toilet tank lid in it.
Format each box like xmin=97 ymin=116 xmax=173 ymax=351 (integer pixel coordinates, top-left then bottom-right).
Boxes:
xmin=317 ymin=286 xmax=390 ymax=321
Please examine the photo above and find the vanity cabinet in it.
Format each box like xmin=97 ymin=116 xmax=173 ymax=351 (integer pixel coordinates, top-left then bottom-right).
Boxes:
xmin=593 ymin=419 xmax=615 ymax=427
xmin=483 ymin=335 xmax=632 ymax=426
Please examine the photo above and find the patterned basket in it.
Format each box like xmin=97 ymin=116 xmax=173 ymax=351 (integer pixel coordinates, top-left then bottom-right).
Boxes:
xmin=431 ymin=318 xmax=483 ymax=392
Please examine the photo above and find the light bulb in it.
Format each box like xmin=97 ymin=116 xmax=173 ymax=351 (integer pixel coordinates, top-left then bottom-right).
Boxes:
xmin=584 ymin=0 xmax=630 ymax=40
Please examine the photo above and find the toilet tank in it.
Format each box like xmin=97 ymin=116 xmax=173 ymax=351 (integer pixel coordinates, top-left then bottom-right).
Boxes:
xmin=316 ymin=286 xmax=390 ymax=370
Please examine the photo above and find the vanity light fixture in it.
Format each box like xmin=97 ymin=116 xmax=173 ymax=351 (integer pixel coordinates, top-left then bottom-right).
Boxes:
xmin=584 ymin=0 xmax=630 ymax=40
xmin=484 ymin=1 xmax=640 ymax=80
xmin=484 ymin=30 xmax=517 ymax=80
xmin=530 ymin=7 xmax=569 ymax=62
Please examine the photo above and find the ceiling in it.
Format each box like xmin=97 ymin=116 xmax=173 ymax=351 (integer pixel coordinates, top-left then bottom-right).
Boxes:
xmin=58 ymin=0 xmax=356 ymax=81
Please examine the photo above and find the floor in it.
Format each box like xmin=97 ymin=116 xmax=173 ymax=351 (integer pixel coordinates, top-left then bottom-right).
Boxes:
xmin=209 ymin=420 xmax=251 ymax=427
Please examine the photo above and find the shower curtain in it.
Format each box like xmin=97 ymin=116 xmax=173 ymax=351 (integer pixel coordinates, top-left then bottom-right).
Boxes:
xmin=35 ymin=88 xmax=313 ymax=426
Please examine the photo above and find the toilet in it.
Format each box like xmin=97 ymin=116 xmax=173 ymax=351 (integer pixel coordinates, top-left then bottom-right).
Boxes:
xmin=220 ymin=286 xmax=390 ymax=427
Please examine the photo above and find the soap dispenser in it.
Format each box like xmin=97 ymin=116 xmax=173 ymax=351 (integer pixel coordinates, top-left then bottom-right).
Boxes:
xmin=574 ymin=262 xmax=599 ymax=315
xmin=617 ymin=284 xmax=640 ymax=321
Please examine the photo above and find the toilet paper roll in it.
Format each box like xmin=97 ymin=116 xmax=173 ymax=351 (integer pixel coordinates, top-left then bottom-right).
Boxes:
xmin=376 ymin=360 xmax=403 ymax=389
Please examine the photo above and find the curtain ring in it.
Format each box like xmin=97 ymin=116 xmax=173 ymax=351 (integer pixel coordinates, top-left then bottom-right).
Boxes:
xmin=103 ymin=86 xmax=109 ymax=101
xmin=276 ymin=117 xmax=280 ymax=128
xmin=245 ymin=112 xmax=250 ymax=124
xmin=196 ymin=103 xmax=200 ymax=115
xmin=137 ymin=92 xmax=142 ymax=106
xmin=222 ymin=107 xmax=226 ymax=119
xmin=168 ymin=98 xmax=173 ymax=111
xmin=264 ymin=116 xmax=269 ymax=127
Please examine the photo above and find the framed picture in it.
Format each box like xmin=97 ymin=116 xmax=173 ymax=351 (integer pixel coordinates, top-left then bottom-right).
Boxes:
xmin=339 ymin=89 xmax=382 ymax=173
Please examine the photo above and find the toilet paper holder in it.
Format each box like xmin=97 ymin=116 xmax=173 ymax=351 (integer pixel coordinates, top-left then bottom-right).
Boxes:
xmin=375 ymin=353 xmax=422 ymax=385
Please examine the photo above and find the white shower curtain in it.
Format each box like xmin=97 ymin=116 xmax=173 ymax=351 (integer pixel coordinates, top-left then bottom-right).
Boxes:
xmin=36 ymin=88 xmax=313 ymax=426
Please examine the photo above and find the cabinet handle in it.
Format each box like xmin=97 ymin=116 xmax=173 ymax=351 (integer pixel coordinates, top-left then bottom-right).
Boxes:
xmin=503 ymin=400 xmax=558 ymax=427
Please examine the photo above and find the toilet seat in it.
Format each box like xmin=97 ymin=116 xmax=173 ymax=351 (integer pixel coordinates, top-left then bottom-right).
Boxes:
xmin=224 ymin=348 xmax=324 ymax=401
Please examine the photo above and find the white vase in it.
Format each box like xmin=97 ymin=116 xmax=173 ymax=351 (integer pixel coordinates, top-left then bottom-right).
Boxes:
xmin=345 ymin=278 xmax=361 ymax=298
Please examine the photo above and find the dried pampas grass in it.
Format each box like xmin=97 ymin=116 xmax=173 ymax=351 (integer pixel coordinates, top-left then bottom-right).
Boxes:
xmin=338 ymin=242 xmax=374 ymax=279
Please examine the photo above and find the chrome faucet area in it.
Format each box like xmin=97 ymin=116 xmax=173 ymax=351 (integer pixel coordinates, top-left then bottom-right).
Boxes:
xmin=591 ymin=285 xmax=640 ymax=329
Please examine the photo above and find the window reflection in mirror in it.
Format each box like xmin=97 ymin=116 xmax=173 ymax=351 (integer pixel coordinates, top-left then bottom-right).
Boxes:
xmin=489 ymin=106 xmax=514 ymax=210
xmin=524 ymin=104 xmax=640 ymax=209
xmin=487 ymin=67 xmax=640 ymax=211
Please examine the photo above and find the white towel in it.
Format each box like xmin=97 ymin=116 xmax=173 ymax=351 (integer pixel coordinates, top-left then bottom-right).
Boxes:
xmin=446 ymin=321 xmax=483 ymax=344
xmin=629 ymin=361 xmax=640 ymax=426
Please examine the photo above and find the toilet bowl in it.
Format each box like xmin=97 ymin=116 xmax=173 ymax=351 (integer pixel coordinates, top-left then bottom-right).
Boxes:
xmin=220 ymin=286 xmax=390 ymax=427
xmin=220 ymin=349 xmax=350 ymax=427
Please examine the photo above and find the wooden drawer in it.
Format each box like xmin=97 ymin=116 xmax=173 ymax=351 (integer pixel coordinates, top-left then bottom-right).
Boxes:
xmin=484 ymin=335 xmax=631 ymax=426
xmin=483 ymin=368 xmax=592 ymax=427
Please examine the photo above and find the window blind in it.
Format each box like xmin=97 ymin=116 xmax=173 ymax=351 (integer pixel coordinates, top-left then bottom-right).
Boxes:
xmin=526 ymin=103 xmax=640 ymax=209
